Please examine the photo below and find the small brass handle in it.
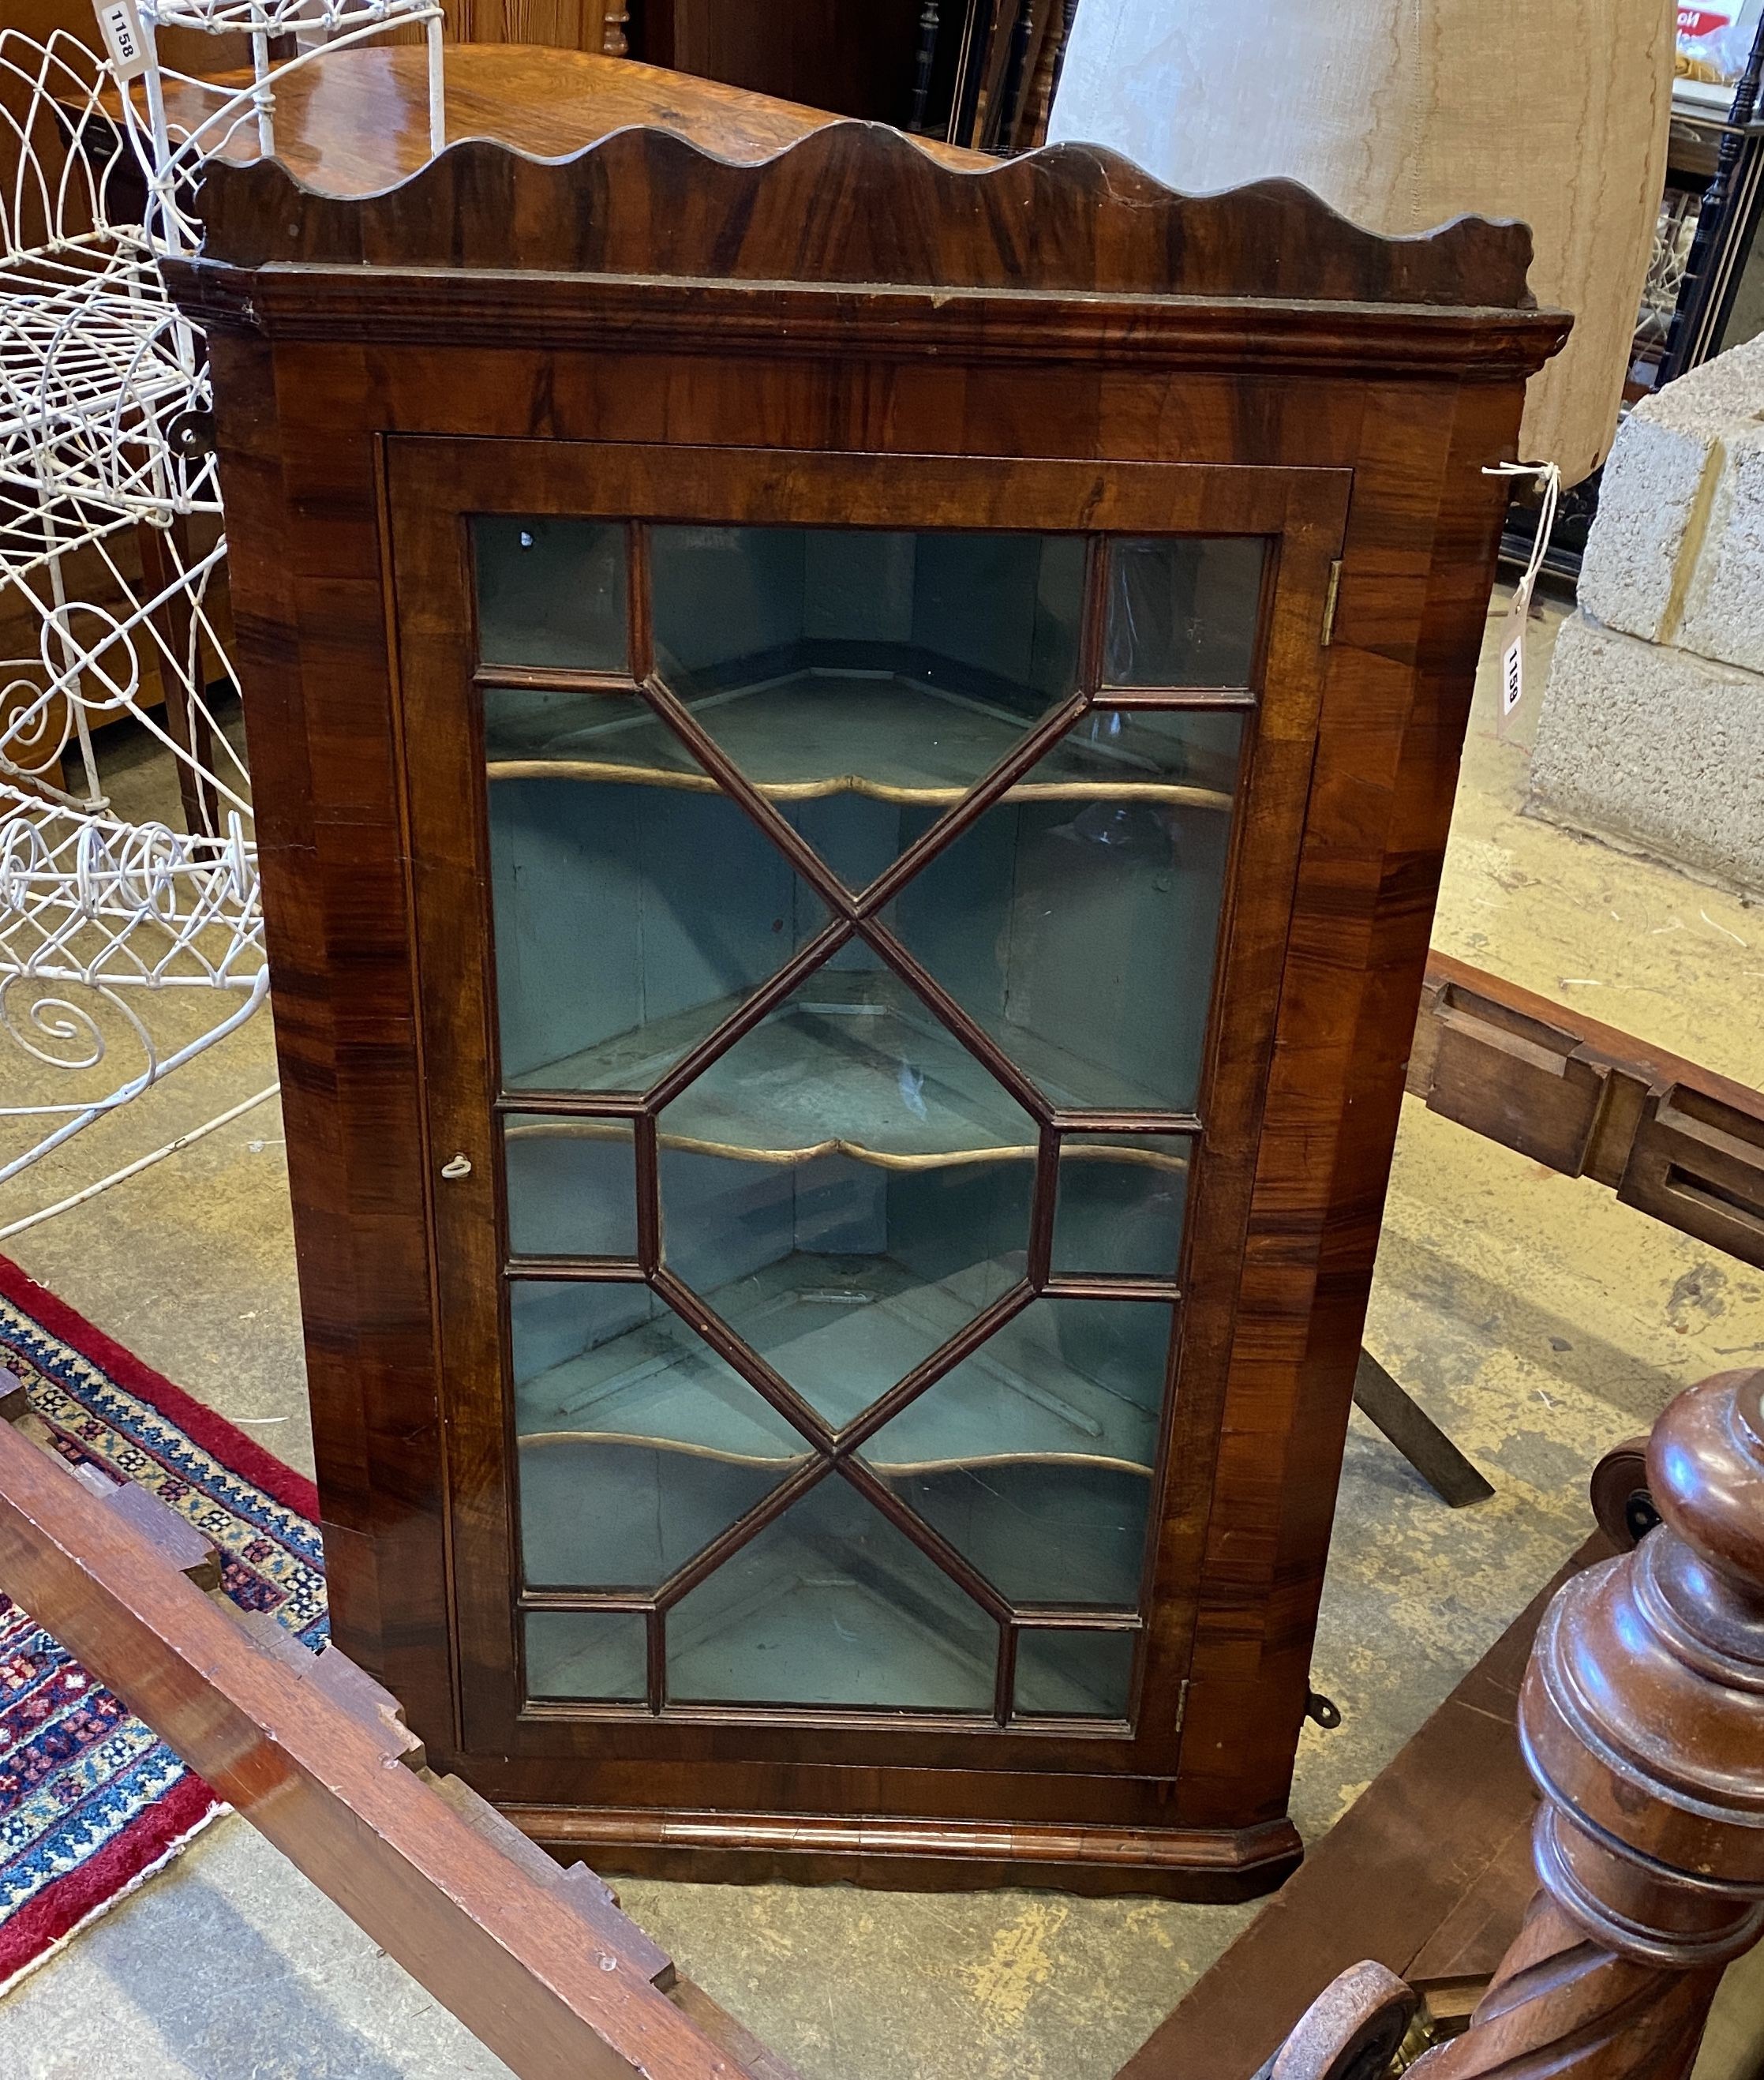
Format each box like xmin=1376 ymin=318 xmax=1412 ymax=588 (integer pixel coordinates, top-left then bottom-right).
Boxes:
xmin=440 ymin=1153 xmax=473 ymax=1179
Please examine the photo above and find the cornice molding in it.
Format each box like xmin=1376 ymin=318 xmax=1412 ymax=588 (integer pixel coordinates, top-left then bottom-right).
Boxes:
xmin=169 ymin=262 xmax=1570 ymax=378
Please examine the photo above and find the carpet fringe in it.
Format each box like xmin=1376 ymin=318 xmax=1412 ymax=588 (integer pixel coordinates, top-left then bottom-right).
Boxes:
xmin=0 ymin=1803 xmax=234 ymax=2003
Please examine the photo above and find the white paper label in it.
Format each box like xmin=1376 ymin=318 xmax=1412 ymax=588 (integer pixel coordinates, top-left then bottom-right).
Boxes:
xmin=93 ymin=0 xmax=149 ymax=81
xmin=1496 ymin=573 xmax=1534 ymax=735
xmin=1501 ymin=627 xmax=1524 ymax=714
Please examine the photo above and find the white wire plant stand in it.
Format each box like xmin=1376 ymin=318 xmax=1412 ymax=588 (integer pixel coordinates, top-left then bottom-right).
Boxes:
xmin=121 ymin=0 xmax=444 ymax=255
xmin=0 ymin=13 xmax=442 ymax=1219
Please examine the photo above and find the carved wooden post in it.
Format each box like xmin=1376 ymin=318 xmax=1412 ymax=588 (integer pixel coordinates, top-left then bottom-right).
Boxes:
xmin=596 ymin=0 xmax=629 ymax=58
xmin=908 ymin=0 xmax=942 ymax=133
xmin=1275 ymin=1368 xmax=1764 ymax=2079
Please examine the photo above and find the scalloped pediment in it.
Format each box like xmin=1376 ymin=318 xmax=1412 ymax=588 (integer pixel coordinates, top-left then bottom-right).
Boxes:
xmin=199 ymin=120 xmax=1534 ymax=311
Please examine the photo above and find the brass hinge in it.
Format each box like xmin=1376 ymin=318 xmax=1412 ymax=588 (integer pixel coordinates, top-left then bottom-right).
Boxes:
xmin=1321 ymin=559 xmax=1343 ymax=646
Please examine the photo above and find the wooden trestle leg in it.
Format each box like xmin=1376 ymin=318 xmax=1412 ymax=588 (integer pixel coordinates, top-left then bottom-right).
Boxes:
xmin=1274 ymin=1366 xmax=1764 ymax=2079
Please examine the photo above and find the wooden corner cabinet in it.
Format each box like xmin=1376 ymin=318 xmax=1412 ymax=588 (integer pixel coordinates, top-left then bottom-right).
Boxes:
xmin=170 ymin=52 xmax=1567 ymax=1898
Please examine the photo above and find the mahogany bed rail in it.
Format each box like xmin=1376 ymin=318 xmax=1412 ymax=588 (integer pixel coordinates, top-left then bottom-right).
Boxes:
xmin=0 ymin=1396 xmax=796 ymax=2080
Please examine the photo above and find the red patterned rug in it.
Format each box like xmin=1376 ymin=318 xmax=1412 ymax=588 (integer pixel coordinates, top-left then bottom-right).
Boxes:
xmin=0 ymin=1253 xmax=324 ymax=1993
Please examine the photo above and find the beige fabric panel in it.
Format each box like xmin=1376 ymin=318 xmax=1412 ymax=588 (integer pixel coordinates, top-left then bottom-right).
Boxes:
xmin=1050 ymin=0 xmax=1674 ymax=485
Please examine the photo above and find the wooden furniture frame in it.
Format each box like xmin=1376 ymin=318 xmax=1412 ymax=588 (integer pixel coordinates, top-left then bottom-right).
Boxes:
xmin=1346 ymin=948 xmax=1764 ymax=1512
xmin=167 ymin=73 xmax=1567 ymax=1895
xmin=1411 ymin=952 xmax=1764 ymax=1271
xmin=0 ymin=1392 xmax=796 ymax=2080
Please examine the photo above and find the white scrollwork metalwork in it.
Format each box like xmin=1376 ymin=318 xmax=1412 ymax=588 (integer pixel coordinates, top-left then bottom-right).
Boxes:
xmin=0 ymin=15 xmax=440 ymax=1208
xmin=126 ymin=0 xmax=444 ymax=255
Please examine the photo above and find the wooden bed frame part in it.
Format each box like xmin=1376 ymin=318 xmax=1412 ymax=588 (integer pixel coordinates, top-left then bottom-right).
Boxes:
xmin=0 ymin=1392 xmax=795 ymax=2080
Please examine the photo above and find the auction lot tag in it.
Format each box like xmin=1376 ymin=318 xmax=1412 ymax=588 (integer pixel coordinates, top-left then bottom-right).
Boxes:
xmin=1482 ymin=459 xmax=1559 ymax=743
xmin=93 ymin=0 xmax=150 ymax=81
xmin=1499 ymin=575 xmax=1533 ymax=727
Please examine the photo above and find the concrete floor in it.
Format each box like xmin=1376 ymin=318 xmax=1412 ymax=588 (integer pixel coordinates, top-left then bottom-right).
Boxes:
xmin=0 ymin=597 xmax=1761 ymax=2078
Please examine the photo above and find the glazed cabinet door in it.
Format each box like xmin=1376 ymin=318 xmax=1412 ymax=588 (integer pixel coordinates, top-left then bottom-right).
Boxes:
xmin=388 ymin=439 xmax=1348 ymax=1778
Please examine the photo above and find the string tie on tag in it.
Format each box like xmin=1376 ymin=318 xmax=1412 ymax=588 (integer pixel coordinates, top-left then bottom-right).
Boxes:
xmin=1481 ymin=460 xmax=1560 ymax=729
xmin=1483 ymin=460 xmax=1562 ymax=599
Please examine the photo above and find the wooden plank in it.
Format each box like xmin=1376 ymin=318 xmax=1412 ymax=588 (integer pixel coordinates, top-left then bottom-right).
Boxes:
xmin=1411 ymin=953 xmax=1764 ymax=1269
xmin=1351 ymin=1349 xmax=1493 ymax=1508
xmin=1118 ymin=1530 xmax=1615 ymax=2078
xmin=0 ymin=1415 xmax=790 ymax=2080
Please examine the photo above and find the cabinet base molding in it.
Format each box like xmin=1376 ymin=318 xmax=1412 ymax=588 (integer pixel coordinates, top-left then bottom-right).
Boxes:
xmin=507 ymin=1803 xmax=1304 ymax=1898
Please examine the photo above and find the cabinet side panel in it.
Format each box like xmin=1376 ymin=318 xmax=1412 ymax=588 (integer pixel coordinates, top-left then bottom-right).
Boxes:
xmin=204 ymin=330 xmax=373 ymax=1656
xmin=1174 ymin=376 xmax=1526 ymax=1828
xmin=209 ymin=333 xmax=452 ymax=1733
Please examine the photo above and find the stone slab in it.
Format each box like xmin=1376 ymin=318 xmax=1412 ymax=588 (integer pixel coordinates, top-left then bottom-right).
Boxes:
xmin=1578 ymin=332 xmax=1764 ymax=653
xmin=1529 ymin=610 xmax=1764 ymax=895
xmin=1680 ymin=421 xmax=1764 ymax=677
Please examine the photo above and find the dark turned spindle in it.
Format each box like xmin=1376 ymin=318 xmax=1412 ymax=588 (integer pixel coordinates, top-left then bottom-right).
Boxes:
xmin=987 ymin=0 xmax=1037 ymax=153
xmin=1275 ymin=1367 xmax=1764 ymax=2079
xmin=1051 ymin=0 xmax=1080 ymax=104
xmin=1021 ymin=0 xmax=1081 ymax=149
xmin=908 ymin=0 xmax=942 ymax=133
xmin=598 ymin=0 xmax=631 ymax=58
xmin=1662 ymin=10 xmax=1764 ymax=382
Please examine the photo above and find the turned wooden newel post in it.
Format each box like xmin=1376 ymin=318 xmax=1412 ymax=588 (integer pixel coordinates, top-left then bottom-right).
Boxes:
xmin=1423 ymin=1366 xmax=1764 ymax=2078
xmin=1520 ymin=1370 xmax=1764 ymax=1965
xmin=1277 ymin=1368 xmax=1764 ymax=2079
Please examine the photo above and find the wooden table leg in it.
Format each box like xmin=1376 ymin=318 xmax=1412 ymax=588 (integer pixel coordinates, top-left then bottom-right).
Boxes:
xmin=1354 ymin=1349 xmax=1495 ymax=1508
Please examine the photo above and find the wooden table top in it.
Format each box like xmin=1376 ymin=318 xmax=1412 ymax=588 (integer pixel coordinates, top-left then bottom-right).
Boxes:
xmin=154 ymin=43 xmax=982 ymax=197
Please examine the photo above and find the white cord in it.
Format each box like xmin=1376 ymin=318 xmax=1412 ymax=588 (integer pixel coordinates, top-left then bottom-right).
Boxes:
xmin=1483 ymin=459 xmax=1562 ymax=599
xmin=0 ymin=1080 xmax=279 ymax=1241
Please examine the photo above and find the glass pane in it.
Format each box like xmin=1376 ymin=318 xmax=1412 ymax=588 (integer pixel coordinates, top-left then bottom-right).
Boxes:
xmin=649 ymin=526 xmax=1085 ymax=883
xmin=1104 ymin=537 xmax=1264 ymax=687
xmin=667 ymin=1475 xmax=997 ymax=1709
xmin=1013 ymin=1628 xmax=1137 ymax=1718
xmin=485 ymin=684 xmax=702 ymax=775
xmin=485 ymin=687 xmax=830 ymax=1094
xmin=885 ymin=710 xmax=1243 ymax=1112
xmin=861 ymin=1296 xmax=1173 ymax=1606
xmin=526 ymin=1610 xmax=647 ymax=1703
xmin=659 ymin=1142 xmax=1031 ymax=1430
xmin=504 ymin=1117 xmax=638 ymax=1258
xmin=657 ymin=959 xmax=1039 ymax=1164
xmin=474 ymin=517 xmax=627 ymax=670
xmin=513 ymin=1281 xmax=811 ymax=1591
xmin=1054 ymin=1133 xmax=1192 ymax=1281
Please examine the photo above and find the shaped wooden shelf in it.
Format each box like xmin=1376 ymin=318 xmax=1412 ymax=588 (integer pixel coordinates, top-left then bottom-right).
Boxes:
xmin=485 ymin=670 xmax=1237 ymax=812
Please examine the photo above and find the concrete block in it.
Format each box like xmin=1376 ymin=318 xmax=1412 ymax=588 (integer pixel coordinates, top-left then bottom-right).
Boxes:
xmin=1529 ymin=609 xmax=1764 ymax=895
xmin=1679 ymin=420 xmax=1764 ymax=676
xmin=1578 ymin=331 xmax=1764 ymax=648
xmin=1580 ymin=416 xmax=1721 ymax=643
